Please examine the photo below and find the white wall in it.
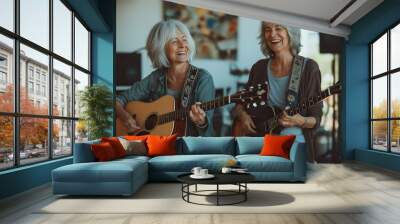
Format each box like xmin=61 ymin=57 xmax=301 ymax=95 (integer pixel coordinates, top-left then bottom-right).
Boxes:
xmin=117 ymin=0 xmax=162 ymax=52
xmin=116 ymin=0 xmax=264 ymax=94
xmin=117 ymin=0 xmax=163 ymax=76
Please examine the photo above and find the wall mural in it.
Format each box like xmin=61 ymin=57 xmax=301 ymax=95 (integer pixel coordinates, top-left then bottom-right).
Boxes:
xmin=115 ymin=0 xmax=343 ymax=163
xmin=163 ymin=1 xmax=238 ymax=59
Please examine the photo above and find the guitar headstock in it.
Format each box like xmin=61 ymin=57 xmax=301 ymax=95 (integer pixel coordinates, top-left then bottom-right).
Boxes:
xmin=230 ymin=82 xmax=268 ymax=108
xmin=329 ymin=81 xmax=342 ymax=95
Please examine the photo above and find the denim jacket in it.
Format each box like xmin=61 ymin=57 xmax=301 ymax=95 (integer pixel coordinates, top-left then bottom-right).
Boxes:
xmin=117 ymin=65 xmax=215 ymax=136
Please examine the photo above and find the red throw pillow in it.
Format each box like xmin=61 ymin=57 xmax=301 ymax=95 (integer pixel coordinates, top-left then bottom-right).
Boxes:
xmin=101 ymin=137 xmax=126 ymax=158
xmin=259 ymin=135 xmax=296 ymax=159
xmin=91 ymin=142 xmax=117 ymax=161
xmin=146 ymin=135 xmax=177 ymax=157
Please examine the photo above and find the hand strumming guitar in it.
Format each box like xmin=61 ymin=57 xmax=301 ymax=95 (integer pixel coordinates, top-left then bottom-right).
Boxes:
xmin=235 ymin=105 xmax=257 ymax=135
xmin=279 ymin=111 xmax=316 ymax=129
xmin=116 ymin=101 xmax=141 ymax=132
xmin=189 ymin=102 xmax=207 ymax=127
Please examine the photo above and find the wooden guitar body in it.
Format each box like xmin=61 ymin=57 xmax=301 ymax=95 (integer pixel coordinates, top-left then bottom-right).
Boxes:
xmin=116 ymin=95 xmax=181 ymax=136
xmin=232 ymin=82 xmax=341 ymax=136
xmin=116 ymin=83 xmax=269 ymax=137
xmin=232 ymin=105 xmax=282 ymax=136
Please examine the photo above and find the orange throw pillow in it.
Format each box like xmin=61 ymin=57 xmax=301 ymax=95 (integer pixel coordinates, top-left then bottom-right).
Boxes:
xmin=123 ymin=135 xmax=149 ymax=141
xmin=146 ymin=135 xmax=177 ymax=157
xmin=101 ymin=137 xmax=126 ymax=158
xmin=259 ymin=135 xmax=296 ymax=159
xmin=91 ymin=142 xmax=117 ymax=161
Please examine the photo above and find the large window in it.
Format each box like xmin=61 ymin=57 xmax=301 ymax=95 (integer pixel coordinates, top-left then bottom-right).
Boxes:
xmin=0 ymin=0 xmax=91 ymax=171
xmin=370 ymin=23 xmax=400 ymax=153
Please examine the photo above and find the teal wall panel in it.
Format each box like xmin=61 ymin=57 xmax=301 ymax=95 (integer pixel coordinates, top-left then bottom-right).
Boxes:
xmin=65 ymin=0 xmax=110 ymax=32
xmin=355 ymin=149 xmax=400 ymax=172
xmin=0 ymin=158 xmax=72 ymax=199
xmin=0 ymin=0 xmax=116 ymax=200
xmin=344 ymin=0 xmax=400 ymax=171
xmin=91 ymin=0 xmax=115 ymax=135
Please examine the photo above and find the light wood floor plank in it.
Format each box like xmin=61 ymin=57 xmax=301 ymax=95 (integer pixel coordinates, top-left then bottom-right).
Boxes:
xmin=1 ymin=162 xmax=400 ymax=224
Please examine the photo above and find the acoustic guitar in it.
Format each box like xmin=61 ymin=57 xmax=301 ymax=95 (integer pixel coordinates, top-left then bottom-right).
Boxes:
xmin=116 ymin=83 xmax=268 ymax=136
xmin=232 ymin=82 xmax=342 ymax=136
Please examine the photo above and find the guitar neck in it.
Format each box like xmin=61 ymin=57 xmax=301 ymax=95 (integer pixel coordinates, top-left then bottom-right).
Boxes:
xmin=286 ymin=87 xmax=335 ymax=116
xmin=157 ymin=96 xmax=232 ymax=125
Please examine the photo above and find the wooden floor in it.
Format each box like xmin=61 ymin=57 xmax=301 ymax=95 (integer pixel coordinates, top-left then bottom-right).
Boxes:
xmin=1 ymin=162 xmax=400 ymax=224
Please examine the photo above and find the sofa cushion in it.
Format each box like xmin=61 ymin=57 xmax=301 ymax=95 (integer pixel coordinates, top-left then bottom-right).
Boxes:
xmin=116 ymin=155 xmax=150 ymax=163
xmin=236 ymin=137 xmax=264 ymax=155
xmin=148 ymin=154 xmax=235 ymax=172
xmin=73 ymin=140 xmax=101 ymax=163
xmin=236 ymin=155 xmax=293 ymax=172
xmin=53 ymin=158 xmax=148 ymax=183
xmin=178 ymin=137 xmax=235 ymax=155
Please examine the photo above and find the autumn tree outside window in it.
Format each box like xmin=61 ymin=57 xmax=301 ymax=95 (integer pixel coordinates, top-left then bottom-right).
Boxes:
xmin=0 ymin=0 xmax=91 ymax=170
xmin=370 ymin=22 xmax=400 ymax=154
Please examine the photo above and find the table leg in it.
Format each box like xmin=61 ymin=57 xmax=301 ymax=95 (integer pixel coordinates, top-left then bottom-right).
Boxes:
xmin=187 ymin=184 xmax=190 ymax=202
xmin=245 ymin=183 xmax=247 ymax=201
xmin=181 ymin=184 xmax=183 ymax=199
xmin=217 ymin=184 xmax=219 ymax=206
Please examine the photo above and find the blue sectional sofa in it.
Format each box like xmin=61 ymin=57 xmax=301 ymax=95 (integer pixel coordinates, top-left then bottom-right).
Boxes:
xmin=52 ymin=137 xmax=307 ymax=196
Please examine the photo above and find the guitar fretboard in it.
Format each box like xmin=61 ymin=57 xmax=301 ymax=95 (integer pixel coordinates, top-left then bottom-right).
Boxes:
xmin=157 ymin=96 xmax=231 ymax=125
xmin=286 ymin=87 xmax=334 ymax=116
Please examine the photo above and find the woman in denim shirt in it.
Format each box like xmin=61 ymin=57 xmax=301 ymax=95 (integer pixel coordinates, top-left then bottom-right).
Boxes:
xmin=116 ymin=20 xmax=215 ymax=137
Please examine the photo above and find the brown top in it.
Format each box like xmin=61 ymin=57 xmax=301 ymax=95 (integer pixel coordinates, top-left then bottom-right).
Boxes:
xmin=245 ymin=57 xmax=323 ymax=161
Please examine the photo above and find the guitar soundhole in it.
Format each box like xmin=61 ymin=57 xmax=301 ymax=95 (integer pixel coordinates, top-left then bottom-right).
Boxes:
xmin=145 ymin=114 xmax=158 ymax=130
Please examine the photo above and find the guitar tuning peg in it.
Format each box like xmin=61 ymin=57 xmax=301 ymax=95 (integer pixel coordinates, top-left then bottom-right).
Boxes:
xmin=260 ymin=101 xmax=265 ymax=106
xmin=252 ymin=102 xmax=257 ymax=107
xmin=246 ymin=104 xmax=250 ymax=109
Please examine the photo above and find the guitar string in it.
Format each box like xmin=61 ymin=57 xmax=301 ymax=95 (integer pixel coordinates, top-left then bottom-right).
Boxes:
xmin=157 ymin=93 xmax=261 ymax=124
xmin=156 ymin=85 xmax=268 ymax=125
xmin=286 ymin=88 xmax=330 ymax=116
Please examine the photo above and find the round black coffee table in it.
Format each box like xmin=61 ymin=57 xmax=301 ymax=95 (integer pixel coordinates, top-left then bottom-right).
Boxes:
xmin=177 ymin=173 xmax=255 ymax=206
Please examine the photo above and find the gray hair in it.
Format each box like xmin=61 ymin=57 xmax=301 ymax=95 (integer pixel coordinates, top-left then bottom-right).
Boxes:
xmin=146 ymin=19 xmax=196 ymax=69
xmin=258 ymin=22 xmax=301 ymax=57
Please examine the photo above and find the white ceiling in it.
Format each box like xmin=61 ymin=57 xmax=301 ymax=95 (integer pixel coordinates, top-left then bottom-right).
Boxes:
xmin=167 ymin=0 xmax=384 ymax=37
xmin=226 ymin=0 xmax=352 ymax=23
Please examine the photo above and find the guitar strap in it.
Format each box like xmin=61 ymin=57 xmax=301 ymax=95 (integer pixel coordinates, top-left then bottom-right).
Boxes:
xmin=286 ymin=56 xmax=307 ymax=108
xmin=179 ymin=65 xmax=199 ymax=136
xmin=180 ymin=65 xmax=199 ymax=108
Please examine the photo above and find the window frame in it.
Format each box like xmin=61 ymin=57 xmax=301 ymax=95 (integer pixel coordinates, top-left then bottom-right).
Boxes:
xmin=0 ymin=0 xmax=92 ymax=171
xmin=0 ymin=70 xmax=7 ymax=85
xmin=370 ymin=20 xmax=400 ymax=154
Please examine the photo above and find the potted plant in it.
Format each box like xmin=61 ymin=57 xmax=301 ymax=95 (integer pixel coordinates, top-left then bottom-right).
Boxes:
xmin=79 ymin=84 xmax=113 ymax=140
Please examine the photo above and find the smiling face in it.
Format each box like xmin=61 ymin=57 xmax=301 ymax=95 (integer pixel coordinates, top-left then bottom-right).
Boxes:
xmin=165 ymin=31 xmax=189 ymax=66
xmin=263 ymin=22 xmax=292 ymax=55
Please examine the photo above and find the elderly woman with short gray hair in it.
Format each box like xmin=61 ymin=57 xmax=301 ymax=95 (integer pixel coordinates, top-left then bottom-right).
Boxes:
xmin=233 ymin=22 xmax=323 ymax=162
xmin=116 ymin=19 xmax=215 ymax=137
